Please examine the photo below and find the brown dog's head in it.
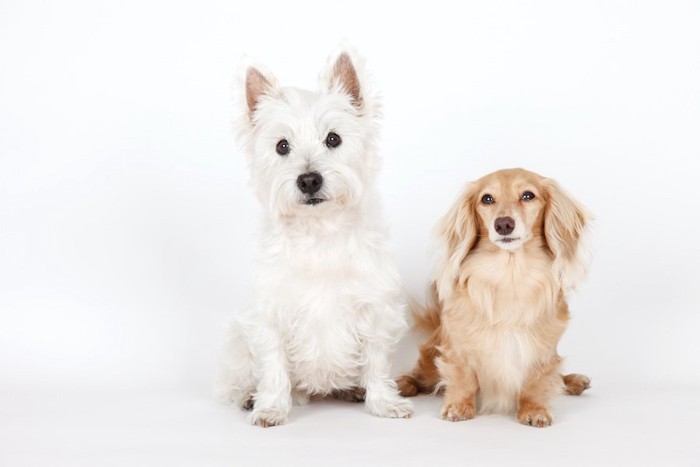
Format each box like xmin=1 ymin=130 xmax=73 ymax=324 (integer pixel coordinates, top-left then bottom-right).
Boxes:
xmin=434 ymin=168 xmax=592 ymax=300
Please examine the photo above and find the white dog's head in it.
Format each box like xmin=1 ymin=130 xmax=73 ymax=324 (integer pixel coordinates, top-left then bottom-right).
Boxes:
xmin=236 ymin=47 xmax=381 ymax=219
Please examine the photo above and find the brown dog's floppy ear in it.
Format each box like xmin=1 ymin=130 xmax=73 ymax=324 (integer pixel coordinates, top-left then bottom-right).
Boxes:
xmin=542 ymin=179 xmax=593 ymax=291
xmin=434 ymin=183 xmax=481 ymax=302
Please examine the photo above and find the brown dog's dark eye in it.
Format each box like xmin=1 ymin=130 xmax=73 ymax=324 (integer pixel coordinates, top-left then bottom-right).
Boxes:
xmin=276 ymin=139 xmax=290 ymax=156
xmin=481 ymin=194 xmax=495 ymax=205
xmin=521 ymin=191 xmax=536 ymax=201
xmin=325 ymin=132 xmax=342 ymax=148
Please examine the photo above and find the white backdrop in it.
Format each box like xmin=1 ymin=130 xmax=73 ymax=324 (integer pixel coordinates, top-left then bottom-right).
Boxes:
xmin=2 ymin=1 xmax=699 ymax=466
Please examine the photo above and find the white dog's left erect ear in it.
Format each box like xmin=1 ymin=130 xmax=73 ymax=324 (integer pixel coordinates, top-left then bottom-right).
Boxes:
xmin=324 ymin=48 xmax=365 ymax=109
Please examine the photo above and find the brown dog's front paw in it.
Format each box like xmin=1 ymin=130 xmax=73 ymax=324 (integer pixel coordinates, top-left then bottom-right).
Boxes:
xmin=396 ymin=375 xmax=419 ymax=397
xmin=440 ymin=402 xmax=476 ymax=422
xmin=563 ymin=373 xmax=591 ymax=396
xmin=518 ymin=405 xmax=553 ymax=428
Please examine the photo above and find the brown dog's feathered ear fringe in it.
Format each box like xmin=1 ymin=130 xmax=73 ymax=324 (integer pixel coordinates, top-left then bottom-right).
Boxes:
xmin=433 ymin=183 xmax=481 ymax=303
xmin=542 ymin=179 xmax=594 ymax=292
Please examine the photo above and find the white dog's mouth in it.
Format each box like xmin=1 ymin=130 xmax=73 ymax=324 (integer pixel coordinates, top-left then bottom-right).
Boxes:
xmin=498 ymin=237 xmax=521 ymax=244
xmin=303 ymin=198 xmax=325 ymax=206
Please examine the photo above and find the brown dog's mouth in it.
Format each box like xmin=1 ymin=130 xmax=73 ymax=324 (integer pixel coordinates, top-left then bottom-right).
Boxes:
xmin=499 ymin=237 xmax=521 ymax=244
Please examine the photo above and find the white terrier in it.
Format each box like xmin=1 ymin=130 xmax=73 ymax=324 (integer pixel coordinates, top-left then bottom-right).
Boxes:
xmin=219 ymin=47 xmax=413 ymax=427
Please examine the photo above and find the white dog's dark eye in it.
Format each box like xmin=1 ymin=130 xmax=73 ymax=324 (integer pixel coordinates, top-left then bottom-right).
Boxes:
xmin=481 ymin=194 xmax=495 ymax=205
xmin=325 ymin=132 xmax=342 ymax=148
xmin=276 ymin=139 xmax=290 ymax=156
xmin=521 ymin=191 xmax=536 ymax=201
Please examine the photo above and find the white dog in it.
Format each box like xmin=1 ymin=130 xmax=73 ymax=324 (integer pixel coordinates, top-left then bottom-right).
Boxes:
xmin=218 ymin=47 xmax=413 ymax=427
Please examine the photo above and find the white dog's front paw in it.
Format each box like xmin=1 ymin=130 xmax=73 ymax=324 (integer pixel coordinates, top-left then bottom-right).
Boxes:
xmin=367 ymin=397 xmax=413 ymax=419
xmin=250 ymin=407 xmax=289 ymax=428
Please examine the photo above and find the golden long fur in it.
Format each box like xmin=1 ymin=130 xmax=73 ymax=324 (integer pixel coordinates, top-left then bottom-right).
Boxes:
xmin=397 ymin=168 xmax=592 ymax=427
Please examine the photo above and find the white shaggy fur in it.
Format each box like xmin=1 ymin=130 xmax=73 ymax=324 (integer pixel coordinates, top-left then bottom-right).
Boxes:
xmin=218 ymin=46 xmax=412 ymax=427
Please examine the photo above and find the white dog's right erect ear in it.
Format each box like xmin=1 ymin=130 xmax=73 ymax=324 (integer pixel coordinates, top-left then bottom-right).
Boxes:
xmin=322 ymin=46 xmax=370 ymax=111
xmin=329 ymin=52 xmax=362 ymax=107
xmin=243 ymin=63 xmax=277 ymax=121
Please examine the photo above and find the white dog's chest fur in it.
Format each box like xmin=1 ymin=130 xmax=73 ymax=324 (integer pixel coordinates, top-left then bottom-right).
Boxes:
xmin=285 ymin=298 xmax=364 ymax=392
xmin=251 ymin=225 xmax=405 ymax=394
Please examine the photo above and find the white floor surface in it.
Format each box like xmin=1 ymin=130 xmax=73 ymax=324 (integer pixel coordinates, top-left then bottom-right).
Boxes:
xmin=2 ymin=383 xmax=698 ymax=467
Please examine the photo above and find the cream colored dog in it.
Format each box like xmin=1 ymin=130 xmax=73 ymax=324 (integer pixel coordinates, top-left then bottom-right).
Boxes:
xmin=398 ymin=168 xmax=592 ymax=427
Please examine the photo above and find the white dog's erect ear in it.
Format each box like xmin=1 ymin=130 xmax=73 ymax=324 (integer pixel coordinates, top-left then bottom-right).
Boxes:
xmin=324 ymin=47 xmax=365 ymax=109
xmin=543 ymin=179 xmax=594 ymax=291
xmin=434 ymin=183 xmax=481 ymax=302
xmin=243 ymin=62 xmax=277 ymax=121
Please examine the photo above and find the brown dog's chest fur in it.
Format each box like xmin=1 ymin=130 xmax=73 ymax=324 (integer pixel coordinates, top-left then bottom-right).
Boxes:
xmin=439 ymin=242 xmax=568 ymax=412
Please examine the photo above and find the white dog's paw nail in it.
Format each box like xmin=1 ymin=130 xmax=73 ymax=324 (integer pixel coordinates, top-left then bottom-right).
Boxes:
xmin=250 ymin=408 xmax=288 ymax=428
xmin=370 ymin=398 xmax=414 ymax=419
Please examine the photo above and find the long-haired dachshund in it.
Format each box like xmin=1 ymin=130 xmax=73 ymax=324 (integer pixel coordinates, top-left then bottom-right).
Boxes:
xmin=398 ymin=168 xmax=592 ymax=427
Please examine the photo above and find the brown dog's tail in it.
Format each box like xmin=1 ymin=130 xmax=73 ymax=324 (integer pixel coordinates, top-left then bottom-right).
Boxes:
xmin=396 ymin=283 xmax=444 ymax=397
xmin=410 ymin=284 xmax=442 ymax=335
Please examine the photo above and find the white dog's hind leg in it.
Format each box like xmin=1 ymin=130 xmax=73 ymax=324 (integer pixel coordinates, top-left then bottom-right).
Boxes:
xmin=361 ymin=343 xmax=413 ymax=419
xmin=216 ymin=317 xmax=255 ymax=410
xmin=291 ymin=389 xmax=310 ymax=406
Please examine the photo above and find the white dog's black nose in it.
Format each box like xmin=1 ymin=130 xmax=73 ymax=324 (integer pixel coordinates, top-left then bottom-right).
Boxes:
xmin=495 ymin=216 xmax=515 ymax=236
xmin=297 ymin=172 xmax=323 ymax=195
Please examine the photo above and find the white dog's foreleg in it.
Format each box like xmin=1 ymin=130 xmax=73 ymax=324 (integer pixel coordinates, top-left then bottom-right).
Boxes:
xmin=248 ymin=325 xmax=293 ymax=428
xmin=216 ymin=317 xmax=255 ymax=409
xmin=361 ymin=342 xmax=413 ymax=419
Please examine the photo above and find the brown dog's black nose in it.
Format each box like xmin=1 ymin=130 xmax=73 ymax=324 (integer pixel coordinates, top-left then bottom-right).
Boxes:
xmin=494 ymin=216 xmax=515 ymax=236
xmin=296 ymin=172 xmax=323 ymax=195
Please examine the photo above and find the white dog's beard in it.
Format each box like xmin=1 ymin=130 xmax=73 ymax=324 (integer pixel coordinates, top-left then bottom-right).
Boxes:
xmin=267 ymin=170 xmax=363 ymax=218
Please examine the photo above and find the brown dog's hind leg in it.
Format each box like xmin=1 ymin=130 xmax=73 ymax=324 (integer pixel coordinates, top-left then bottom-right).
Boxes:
xmin=396 ymin=333 xmax=442 ymax=397
xmin=562 ymin=373 xmax=591 ymax=395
